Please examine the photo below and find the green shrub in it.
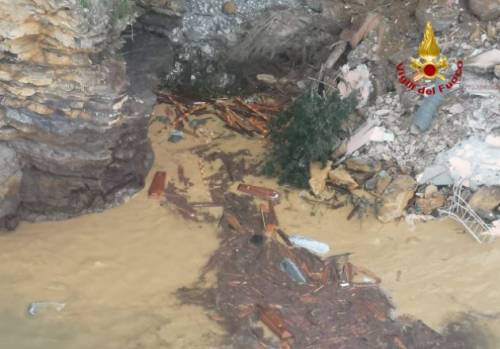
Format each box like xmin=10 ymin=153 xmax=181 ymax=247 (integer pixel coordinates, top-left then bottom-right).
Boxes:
xmin=114 ymin=0 xmax=131 ymax=20
xmin=80 ymin=0 xmax=90 ymax=8
xmin=263 ymin=92 xmax=356 ymax=188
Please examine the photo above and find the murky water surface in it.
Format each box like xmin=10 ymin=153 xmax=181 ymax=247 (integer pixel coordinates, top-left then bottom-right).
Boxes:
xmin=1 ymin=119 xmax=499 ymax=348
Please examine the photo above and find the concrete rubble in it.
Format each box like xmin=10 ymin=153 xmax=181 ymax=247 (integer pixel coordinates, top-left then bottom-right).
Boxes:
xmin=287 ymin=0 xmax=500 ymax=229
xmin=418 ymin=137 xmax=500 ymax=189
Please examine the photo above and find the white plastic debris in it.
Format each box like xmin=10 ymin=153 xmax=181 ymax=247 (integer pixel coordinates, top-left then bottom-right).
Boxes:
xmin=289 ymin=235 xmax=330 ymax=255
xmin=337 ymin=64 xmax=373 ymax=108
xmin=27 ymin=301 xmax=65 ymax=316
xmin=404 ymin=213 xmax=435 ymax=230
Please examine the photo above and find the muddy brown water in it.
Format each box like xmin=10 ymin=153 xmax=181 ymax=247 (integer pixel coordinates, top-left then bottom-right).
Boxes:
xmin=1 ymin=117 xmax=499 ymax=348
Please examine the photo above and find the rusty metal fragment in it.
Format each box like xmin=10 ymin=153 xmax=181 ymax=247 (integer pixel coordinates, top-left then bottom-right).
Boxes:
xmin=148 ymin=171 xmax=166 ymax=199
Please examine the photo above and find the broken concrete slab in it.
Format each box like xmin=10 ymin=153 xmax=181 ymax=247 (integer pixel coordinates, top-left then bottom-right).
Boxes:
xmin=466 ymin=49 xmax=500 ymax=74
xmin=346 ymin=120 xmax=395 ymax=156
xmin=417 ymin=164 xmax=454 ymax=186
xmin=429 ymin=137 xmax=500 ymax=189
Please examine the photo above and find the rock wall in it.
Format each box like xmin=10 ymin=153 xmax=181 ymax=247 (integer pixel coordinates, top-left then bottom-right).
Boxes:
xmin=0 ymin=0 xmax=155 ymax=230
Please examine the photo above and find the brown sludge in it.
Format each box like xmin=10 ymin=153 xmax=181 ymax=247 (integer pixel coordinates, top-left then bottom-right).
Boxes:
xmin=147 ymin=171 xmax=167 ymax=199
xmin=177 ymin=193 xmax=468 ymax=348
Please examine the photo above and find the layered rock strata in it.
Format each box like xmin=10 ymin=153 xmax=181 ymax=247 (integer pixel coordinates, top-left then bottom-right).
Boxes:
xmin=0 ymin=0 xmax=155 ymax=229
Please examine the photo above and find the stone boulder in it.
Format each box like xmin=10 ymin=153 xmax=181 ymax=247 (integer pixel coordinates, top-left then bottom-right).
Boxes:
xmin=329 ymin=166 xmax=359 ymax=191
xmin=377 ymin=175 xmax=416 ymax=223
xmin=345 ymin=158 xmax=382 ymax=174
xmin=468 ymin=186 xmax=500 ymax=219
xmin=416 ymin=190 xmax=446 ymax=215
xmin=468 ymin=0 xmax=500 ymax=20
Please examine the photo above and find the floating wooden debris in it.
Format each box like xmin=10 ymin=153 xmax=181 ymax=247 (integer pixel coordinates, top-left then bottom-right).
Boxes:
xmin=148 ymin=171 xmax=166 ymax=199
xmin=276 ymin=228 xmax=293 ymax=247
xmin=155 ymin=91 xmax=286 ymax=136
xmin=256 ymin=304 xmax=293 ymax=340
xmin=237 ymin=183 xmax=280 ymax=202
xmin=177 ymin=194 xmax=465 ymax=348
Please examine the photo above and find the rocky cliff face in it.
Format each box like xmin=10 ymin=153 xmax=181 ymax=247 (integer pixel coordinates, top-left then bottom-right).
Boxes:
xmin=0 ymin=0 xmax=156 ymax=230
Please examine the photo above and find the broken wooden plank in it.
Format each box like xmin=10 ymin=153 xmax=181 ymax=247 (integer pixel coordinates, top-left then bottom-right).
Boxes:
xmin=235 ymin=97 xmax=270 ymax=121
xmin=237 ymin=183 xmax=280 ymax=202
xmin=148 ymin=171 xmax=166 ymax=199
xmin=267 ymin=201 xmax=279 ymax=227
xmin=189 ymin=201 xmax=223 ymax=208
xmin=256 ymin=304 xmax=293 ymax=340
xmin=352 ymin=13 xmax=381 ymax=48
xmin=225 ymin=212 xmax=246 ymax=234
xmin=276 ymin=228 xmax=293 ymax=247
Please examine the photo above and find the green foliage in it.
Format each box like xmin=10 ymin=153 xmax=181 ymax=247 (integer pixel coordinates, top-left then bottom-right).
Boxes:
xmin=114 ymin=0 xmax=131 ymax=20
xmin=80 ymin=0 xmax=90 ymax=9
xmin=263 ymin=92 xmax=356 ymax=188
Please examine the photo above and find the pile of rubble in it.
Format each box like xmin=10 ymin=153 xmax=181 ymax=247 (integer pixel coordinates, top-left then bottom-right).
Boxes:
xmin=293 ymin=0 xmax=500 ymax=237
xmin=325 ymin=0 xmax=500 ymax=174
xmin=305 ymin=152 xmax=500 ymax=238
